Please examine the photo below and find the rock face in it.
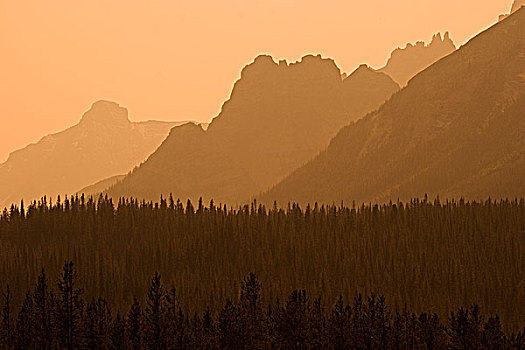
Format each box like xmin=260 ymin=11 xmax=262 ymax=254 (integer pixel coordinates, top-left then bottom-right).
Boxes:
xmin=106 ymin=55 xmax=399 ymax=204
xmin=262 ymin=8 xmax=525 ymax=205
xmin=378 ymin=32 xmax=456 ymax=86
xmin=0 ymin=101 xmax=187 ymax=208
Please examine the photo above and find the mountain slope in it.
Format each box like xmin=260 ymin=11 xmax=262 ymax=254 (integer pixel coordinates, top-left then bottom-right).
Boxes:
xmin=106 ymin=55 xmax=399 ymax=204
xmin=263 ymin=9 xmax=525 ymax=205
xmin=378 ymin=32 xmax=456 ymax=86
xmin=78 ymin=174 xmax=126 ymax=197
xmin=0 ymin=101 xmax=186 ymax=208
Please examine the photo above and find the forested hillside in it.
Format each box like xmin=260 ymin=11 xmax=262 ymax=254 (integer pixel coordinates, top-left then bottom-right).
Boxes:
xmin=1 ymin=264 xmax=524 ymax=349
xmin=1 ymin=195 xmax=523 ymax=333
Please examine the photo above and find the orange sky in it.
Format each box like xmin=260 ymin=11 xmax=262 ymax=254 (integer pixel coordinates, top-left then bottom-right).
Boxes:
xmin=0 ymin=0 xmax=512 ymax=162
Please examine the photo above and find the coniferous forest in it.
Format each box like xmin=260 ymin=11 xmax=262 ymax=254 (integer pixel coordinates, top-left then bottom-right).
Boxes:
xmin=0 ymin=195 xmax=524 ymax=348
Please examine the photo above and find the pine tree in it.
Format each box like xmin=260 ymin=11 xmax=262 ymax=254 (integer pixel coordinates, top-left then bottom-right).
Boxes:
xmin=127 ymin=298 xmax=143 ymax=350
xmin=0 ymin=285 xmax=13 ymax=349
xmin=238 ymin=273 xmax=268 ymax=349
xmin=33 ymin=269 xmax=53 ymax=349
xmin=15 ymin=292 xmax=34 ymax=349
xmin=56 ymin=261 xmax=84 ymax=350
xmin=166 ymin=288 xmax=187 ymax=349
xmin=109 ymin=312 xmax=127 ymax=349
xmin=201 ymin=307 xmax=219 ymax=349
xmin=449 ymin=306 xmax=481 ymax=350
xmin=418 ymin=312 xmax=446 ymax=350
xmin=308 ymin=296 xmax=327 ymax=349
xmin=279 ymin=290 xmax=310 ymax=349
xmin=328 ymin=296 xmax=351 ymax=350
xmin=144 ymin=272 xmax=167 ymax=349
xmin=84 ymin=298 xmax=112 ymax=349
xmin=218 ymin=299 xmax=241 ymax=349
xmin=482 ymin=315 xmax=505 ymax=350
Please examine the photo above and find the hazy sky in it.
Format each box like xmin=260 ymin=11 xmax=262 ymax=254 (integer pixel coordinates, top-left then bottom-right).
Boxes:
xmin=0 ymin=0 xmax=512 ymax=162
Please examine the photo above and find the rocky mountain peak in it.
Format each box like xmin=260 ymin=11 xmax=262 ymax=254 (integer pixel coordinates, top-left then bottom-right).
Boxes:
xmin=80 ymin=100 xmax=130 ymax=126
xmin=378 ymin=32 xmax=456 ymax=86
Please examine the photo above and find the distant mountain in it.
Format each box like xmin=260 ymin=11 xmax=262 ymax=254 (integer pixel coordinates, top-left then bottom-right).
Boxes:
xmin=263 ymin=9 xmax=525 ymax=205
xmin=500 ymin=0 xmax=525 ymax=21
xmin=378 ymin=32 xmax=456 ymax=86
xmin=106 ymin=56 xmax=399 ymax=204
xmin=0 ymin=101 xmax=188 ymax=208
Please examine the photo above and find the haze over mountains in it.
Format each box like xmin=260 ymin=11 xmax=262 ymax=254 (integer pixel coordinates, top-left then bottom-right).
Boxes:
xmin=378 ymin=32 xmax=456 ymax=86
xmin=0 ymin=101 xmax=187 ymax=208
xmin=3 ymin=7 xmax=521 ymax=209
xmin=263 ymin=8 xmax=525 ymax=205
xmin=106 ymin=56 xmax=399 ymax=204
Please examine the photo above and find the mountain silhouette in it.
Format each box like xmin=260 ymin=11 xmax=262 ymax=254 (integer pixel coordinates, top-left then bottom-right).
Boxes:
xmin=500 ymin=0 xmax=525 ymax=21
xmin=105 ymin=55 xmax=399 ymax=204
xmin=262 ymin=8 xmax=525 ymax=205
xmin=0 ymin=101 xmax=188 ymax=208
xmin=378 ymin=32 xmax=456 ymax=86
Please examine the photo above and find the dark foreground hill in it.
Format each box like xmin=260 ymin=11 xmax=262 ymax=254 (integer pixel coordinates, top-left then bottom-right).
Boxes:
xmin=263 ymin=8 xmax=525 ymax=206
xmin=105 ymin=56 xmax=399 ymax=204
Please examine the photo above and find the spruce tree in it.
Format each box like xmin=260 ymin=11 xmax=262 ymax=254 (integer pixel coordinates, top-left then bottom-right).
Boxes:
xmin=56 ymin=261 xmax=84 ymax=350
xmin=15 ymin=292 xmax=34 ymax=349
xmin=238 ymin=273 xmax=268 ymax=349
xmin=0 ymin=285 xmax=13 ymax=349
xmin=33 ymin=269 xmax=53 ymax=349
xmin=127 ymin=298 xmax=143 ymax=350
xmin=109 ymin=312 xmax=127 ymax=349
xmin=328 ymin=296 xmax=351 ymax=350
xmin=218 ymin=299 xmax=241 ymax=349
xmin=144 ymin=272 xmax=167 ymax=349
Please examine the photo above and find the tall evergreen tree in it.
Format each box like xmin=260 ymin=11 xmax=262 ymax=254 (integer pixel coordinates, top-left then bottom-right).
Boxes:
xmin=0 ymin=285 xmax=13 ymax=349
xmin=127 ymin=298 xmax=143 ymax=350
xmin=56 ymin=261 xmax=84 ymax=350
xmin=308 ymin=296 xmax=327 ymax=349
xmin=482 ymin=315 xmax=505 ymax=350
xmin=328 ymin=296 xmax=351 ymax=350
xmin=109 ymin=312 xmax=127 ymax=349
xmin=218 ymin=299 xmax=241 ymax=349
xmin=279 ymin=290 xmax=310 ymax=349
xmin=238 ymin=273 xmax=268 ymax=349
xmin=84 ymin=298 xmax=112 ymax=349
xmin=144 ymin=272 xmax=167 ymax=349
xmin=33 ymin=269 xmax=53 ymax=349
xmin=15 ymin=292 xmax=34 ymax=349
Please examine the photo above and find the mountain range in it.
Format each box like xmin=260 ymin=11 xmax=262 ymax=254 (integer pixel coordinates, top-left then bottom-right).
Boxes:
xmin=4 ymin=11 xmax=520 ymax=209
xmin=0 ymin=101 xmax=189 ymax=208
xmin=378 ymin=32 xmax=456 ymax=86
xmin=105 ymin=56 xmax=399 ymax=204
xmin=262 ymin=8 xmax=525 ymax=205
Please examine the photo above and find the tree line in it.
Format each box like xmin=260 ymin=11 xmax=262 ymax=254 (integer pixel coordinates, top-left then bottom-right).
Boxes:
xmin=1 ymin=262 xmax=524 ymax=349
xmin=0 ymin=195 xmax=524 ymax=333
